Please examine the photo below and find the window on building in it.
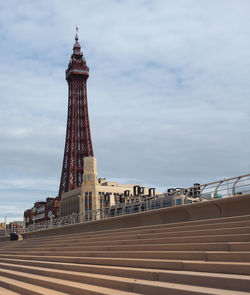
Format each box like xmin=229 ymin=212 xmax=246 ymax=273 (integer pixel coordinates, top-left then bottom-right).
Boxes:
xmin=89 ymin=192 xmax=92 ymax=211
xmin=175 ymin=199 xmax=182 ymax=205
xmin=89 ymin=192 xmax=92 ymax=221
xmin=100 ymin=195 xmax=103 ymax=209
xmin=85 ymin=192 xmax=88 ymax=212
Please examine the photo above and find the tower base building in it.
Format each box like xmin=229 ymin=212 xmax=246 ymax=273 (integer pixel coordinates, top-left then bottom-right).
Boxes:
xmin=60 ymin=156 xmax=158 ymax=218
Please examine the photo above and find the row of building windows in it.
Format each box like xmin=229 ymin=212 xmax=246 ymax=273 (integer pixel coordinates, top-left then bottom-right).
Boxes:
xmin=61 ymin=195 xmax=80 ymax=216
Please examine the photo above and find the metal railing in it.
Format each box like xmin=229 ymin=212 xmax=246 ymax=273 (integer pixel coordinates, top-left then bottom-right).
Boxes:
xmin=24 ymin=173 xmax=250 ymax=233
xmin=4 ymin=228 xmax=24 ymax=237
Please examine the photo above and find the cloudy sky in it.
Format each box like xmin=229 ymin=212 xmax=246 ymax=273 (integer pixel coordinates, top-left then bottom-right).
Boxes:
xmin=0 ymin=0 xmax=250 ymax=222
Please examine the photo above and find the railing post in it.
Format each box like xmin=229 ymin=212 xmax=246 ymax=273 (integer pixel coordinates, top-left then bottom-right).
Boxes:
xmin=4 ymin=216 xmax=7 ymax=237
xmin=232 ymin=177 xmax=242 ymax=196
xmin=214 ymin=181 xmax=223 ymax=198
xmin=50 ymin=216 xmax=53 ymax=228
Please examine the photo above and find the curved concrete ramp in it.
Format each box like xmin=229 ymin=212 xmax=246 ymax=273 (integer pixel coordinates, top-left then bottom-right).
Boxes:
xmin=0 ymin=195 xmax=250 ymax=294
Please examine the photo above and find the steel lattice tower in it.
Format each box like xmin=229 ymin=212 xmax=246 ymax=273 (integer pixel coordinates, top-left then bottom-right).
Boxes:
xmin=59 ymin=30 xmax=94 ymax=196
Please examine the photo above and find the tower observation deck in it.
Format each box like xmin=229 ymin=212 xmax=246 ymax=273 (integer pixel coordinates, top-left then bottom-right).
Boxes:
xmin=58 ymin=29 xmax=94 ymax=196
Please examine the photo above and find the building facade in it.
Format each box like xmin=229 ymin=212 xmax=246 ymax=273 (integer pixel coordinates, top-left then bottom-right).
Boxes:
xmin=24 ymin=197 xmax=60 ymax=228
xmin=60 ymin=156 xmax=157 ymax=218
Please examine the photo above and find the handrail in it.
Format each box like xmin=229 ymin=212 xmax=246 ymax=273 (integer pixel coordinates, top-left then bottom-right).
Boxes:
xmin=24 ymin=173 xmax=250 ymax=233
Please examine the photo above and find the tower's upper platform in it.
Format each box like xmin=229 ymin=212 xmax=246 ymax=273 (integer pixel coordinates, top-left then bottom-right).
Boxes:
xmin=66 ymin=29 xmax=89 ymax=80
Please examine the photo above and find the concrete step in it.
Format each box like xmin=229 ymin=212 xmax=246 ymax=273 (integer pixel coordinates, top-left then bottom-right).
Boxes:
xmin=129 ymin=281 xmax=250 ymax=295
xmin=5 ymin=241 xmax=250 ymax=253
xmin=2 ymin=242 xmax=233 ymax=252
xmin=183 ymin=260 xmax=250 ymax=275
xmin=3 ymin=249 xmax=250 ymax=262
xmin=2 ymin=214 xmax=250 ymax=294
xmin=39 ymin=219 xmax=250 ymax=242
xmin=0 ymin=262 xmax=145 ymax=293
xmin=21 ymin=214 xmax=250 ymax=244
xmin=14 ymin=214 xmax=250 ymax=249
xmin=0 ymin=263 xmax=249 ymax=295
xmin=17 ymin=225 xmax=250 ymax=248
xmin=0 ymin=275 xmax=70 ymax=295
xmin=0 ymin=268 xmax=142 ymax=295
xmin=0 ymin=259 xmax=250 ymax=292
xmin=0 ymin=286 xmax=20 ymax=295
xmin=1 ymin=254 xmax=250 ymax=275
xmin=4 ymin=233 xmax=250 ymax=251
xmin=3 ymin=215 xmax=249 ymax=250
xmin=207 ymin=251 xmax=250 ymax=262
xmin=0 ymin=251 xmax=209 ymax=261
xmin=230 ymin=242 xmax=250 ymax=251
xmin=0 ymin=250 xmax=208 ymax=260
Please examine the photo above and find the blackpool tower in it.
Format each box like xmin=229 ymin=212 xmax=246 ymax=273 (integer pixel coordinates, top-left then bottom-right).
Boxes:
xmin=58 ymin=29 xmax=94 ymax=196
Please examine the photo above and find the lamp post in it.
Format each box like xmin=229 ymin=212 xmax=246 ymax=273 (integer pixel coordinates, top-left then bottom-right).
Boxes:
xmin=4 ymin=216 xmax=7 ymax=237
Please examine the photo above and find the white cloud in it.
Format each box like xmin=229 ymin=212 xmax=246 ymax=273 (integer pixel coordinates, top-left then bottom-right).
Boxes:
xmin=0 ymin=0 xmax=250 ymax=219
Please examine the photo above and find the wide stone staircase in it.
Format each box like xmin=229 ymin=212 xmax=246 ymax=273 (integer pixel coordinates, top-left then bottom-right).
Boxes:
xmin=0 ymin=214 xmax=250 ymax=294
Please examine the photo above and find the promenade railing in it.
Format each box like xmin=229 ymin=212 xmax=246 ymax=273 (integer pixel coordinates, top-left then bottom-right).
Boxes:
xmin=24 ymin=173 xmax=250 ymax=233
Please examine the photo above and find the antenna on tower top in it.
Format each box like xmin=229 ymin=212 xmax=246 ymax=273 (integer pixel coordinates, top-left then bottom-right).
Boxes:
xmin=75 ymin=25 xmax=79 ymax=41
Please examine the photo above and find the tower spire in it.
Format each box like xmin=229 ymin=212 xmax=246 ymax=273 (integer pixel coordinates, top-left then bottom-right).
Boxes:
xmin=72 ymin=26 xmax=82 ymax=57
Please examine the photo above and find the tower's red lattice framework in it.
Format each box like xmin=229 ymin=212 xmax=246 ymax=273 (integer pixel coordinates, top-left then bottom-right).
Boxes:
xmin=59 ymin=32 xmax=94 ymax=196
